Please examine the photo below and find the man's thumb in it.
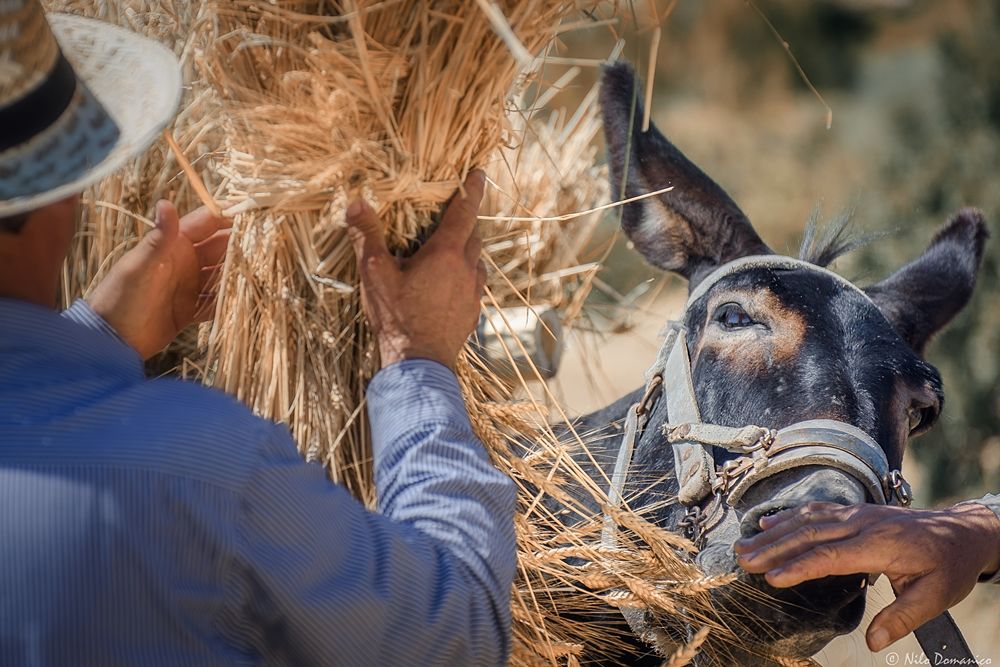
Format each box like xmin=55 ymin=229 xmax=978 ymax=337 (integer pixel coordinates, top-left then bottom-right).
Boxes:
xmin=867 ymin=578 xmax=945 ymax=652
xmin=345 ymin=199 xmax=391 ymax=268
xmin=149 ymin=200 xmax=180 ymax=248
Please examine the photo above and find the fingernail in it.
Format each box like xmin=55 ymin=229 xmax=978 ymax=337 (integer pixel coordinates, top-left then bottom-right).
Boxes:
xmin=759 ymin=514 xmax=778 ymax=528
xmin=869 ymin=627 xmax=890 ymax=652
xmin=347 ymin=200 xmax=363 ymax=218
xmin=738 ymin=551 xmax=758 ymax=563
xmin=468 ymin=170 xmax=486 ymax=187
xmin=154 ymin=201 xmax=168 ymax=227
xmin=766 ymin=567 xmax=784 ymax=578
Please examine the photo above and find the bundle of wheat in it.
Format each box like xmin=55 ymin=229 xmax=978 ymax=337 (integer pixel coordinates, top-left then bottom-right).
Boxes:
xmin=50 ymin=1 xmax=758 ymax=664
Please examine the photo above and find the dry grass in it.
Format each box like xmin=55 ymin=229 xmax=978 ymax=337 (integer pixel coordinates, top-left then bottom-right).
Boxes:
xmin=45 ymin=1 xmax=790 ymax=664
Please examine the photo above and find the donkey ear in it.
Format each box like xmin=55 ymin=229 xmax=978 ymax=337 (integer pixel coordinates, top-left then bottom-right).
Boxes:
xmin=865 ymin=209 xmax=988 ymax=355
xmin=600 ymin=62 xmax=770 ymax=286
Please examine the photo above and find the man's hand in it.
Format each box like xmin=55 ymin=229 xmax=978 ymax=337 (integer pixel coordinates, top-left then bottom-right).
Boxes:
xmin=346 ymin=171 xmax=487 ymax=370
xmin=87 ymin=201 xmax=230 ymax=360
xmin=734 ymin=501 xmax=1000 ymax=652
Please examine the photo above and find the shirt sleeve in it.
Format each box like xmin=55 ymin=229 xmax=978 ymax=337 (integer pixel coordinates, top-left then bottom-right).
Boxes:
xmin=60 ymin=299 xmax=124 ymax=342
xmin=966 ymin=492 xmax=1000 ymax=584
xmin=233 ymin=359 xmax=517 ymax=666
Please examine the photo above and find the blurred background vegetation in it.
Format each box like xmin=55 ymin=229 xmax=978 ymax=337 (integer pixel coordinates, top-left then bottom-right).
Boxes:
xmin=553 ymin=0 xmax=999 ymax=505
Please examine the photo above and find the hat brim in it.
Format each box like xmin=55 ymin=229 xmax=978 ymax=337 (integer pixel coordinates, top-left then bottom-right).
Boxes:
xmin=0 ymin=14 xmax=182 ymax=218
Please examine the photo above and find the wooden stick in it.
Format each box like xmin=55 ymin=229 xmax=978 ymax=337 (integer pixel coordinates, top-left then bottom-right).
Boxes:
xmin=162 ymin=128 xmax=223 ymax=217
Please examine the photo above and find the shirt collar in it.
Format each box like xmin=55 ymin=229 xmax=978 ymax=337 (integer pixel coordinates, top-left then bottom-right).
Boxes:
xmin=0 ymin=298 xmax=144 ymax=383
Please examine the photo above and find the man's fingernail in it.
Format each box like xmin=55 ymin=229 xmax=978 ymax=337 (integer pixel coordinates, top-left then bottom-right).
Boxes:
xmin=347 ymin=200 xmax=363 ymax=218
xmin=870 ymin=627 xmax=890 ymax=652
xmin=738 ymin=550 xmax=757 ymax=563
xmin=469 ymin=170 xmax=486 ymax=187
xmin=766 ymin=567 xmax=784 ymax=578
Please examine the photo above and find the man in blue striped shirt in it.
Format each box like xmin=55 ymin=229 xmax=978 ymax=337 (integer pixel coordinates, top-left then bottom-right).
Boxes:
xmin=0 ymin=3 xmax=515 ymax=665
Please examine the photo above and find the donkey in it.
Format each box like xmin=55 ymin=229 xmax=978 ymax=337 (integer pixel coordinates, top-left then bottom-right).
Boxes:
xmin=555 ymin=62 xmax=988 ymax=665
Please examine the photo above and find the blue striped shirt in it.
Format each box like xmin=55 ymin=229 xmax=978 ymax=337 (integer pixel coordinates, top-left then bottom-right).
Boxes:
xmin=0 ymin=298 xmax=516 ymax=666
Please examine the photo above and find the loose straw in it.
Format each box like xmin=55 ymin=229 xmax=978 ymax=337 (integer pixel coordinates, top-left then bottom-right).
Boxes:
xmin=747 ymin=0 xmax=833 ymax=130
xmin=641 ymin=26 xmax=661 ymax=133
xmin=475 ymin=0 xmax=533 ymax=68
xmin=162 ymin=128 xmax=223 ymax=217
xmin=477 ymin=185 xmax=674 ymax=222
xmin=90 ymin=200 xmax=156 ymax=228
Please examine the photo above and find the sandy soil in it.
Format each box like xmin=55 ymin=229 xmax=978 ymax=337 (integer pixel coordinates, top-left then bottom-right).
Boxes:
xmin=545 ymin=290 xmax=1000 ymax=666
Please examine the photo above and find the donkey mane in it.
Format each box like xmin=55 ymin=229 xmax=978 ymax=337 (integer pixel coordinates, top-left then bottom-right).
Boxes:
xmin=798 ymin=209 xmax=885 ymax=267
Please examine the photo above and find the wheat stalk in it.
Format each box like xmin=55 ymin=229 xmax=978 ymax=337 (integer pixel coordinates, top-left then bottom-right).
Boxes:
xmin=663 ymin=626 xmax=711 ymax=667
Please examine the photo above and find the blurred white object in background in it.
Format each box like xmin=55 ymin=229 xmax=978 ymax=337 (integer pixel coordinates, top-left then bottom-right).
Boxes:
xmin=475 ymin=306 xmax=563 ymax=381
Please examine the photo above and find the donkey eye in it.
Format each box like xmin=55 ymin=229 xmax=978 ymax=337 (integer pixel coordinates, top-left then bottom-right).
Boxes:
xmin=906 ymin=407 xmax=923 ymax=433
xmin=715 ymin=303 xmax=755 ymax=329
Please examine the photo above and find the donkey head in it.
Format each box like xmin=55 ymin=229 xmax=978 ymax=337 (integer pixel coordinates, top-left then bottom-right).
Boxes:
xmin=600 ymin=62 xmax=988 ymax=659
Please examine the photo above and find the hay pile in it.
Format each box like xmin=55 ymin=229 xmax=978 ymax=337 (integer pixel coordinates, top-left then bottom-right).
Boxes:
xmin=53 ymin=1 xmax=754 ymax=664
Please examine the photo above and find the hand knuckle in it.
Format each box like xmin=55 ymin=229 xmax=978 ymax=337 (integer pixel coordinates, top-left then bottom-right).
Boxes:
xmin=800 ymin=525 xmax=821 ymax=542
xmin=363 ymin=255 xmax=388 ymax=274
xmin=457 ymin=204 xmax=479 ymax=224
xmin=814 ymin=544 xmax=839 ymax=562
xmin=433 ymin=244 xmax=461 ymax=261
xmin=842 ymin=504 xmax=863 ymax=520
xmin=805 ymin=501 xmax=828 ymax=514
xmin=891 ymin=607 xmax=919 ymax=635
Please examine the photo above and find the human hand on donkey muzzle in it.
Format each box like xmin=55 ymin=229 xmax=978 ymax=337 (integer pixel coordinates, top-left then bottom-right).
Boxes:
xmin=734 ymin=501 xmax=1000 ymax=652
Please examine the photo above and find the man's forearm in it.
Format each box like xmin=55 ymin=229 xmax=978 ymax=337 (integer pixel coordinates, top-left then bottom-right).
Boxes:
xmin=367 ymin=359 xmax=517 ymax=663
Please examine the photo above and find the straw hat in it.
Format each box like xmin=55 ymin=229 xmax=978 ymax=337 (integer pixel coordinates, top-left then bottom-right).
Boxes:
xmin=0 ymin=0 xmax=182 ymax=217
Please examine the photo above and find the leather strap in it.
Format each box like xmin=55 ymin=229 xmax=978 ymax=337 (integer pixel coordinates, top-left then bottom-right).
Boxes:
xmin=600 ymin=403 xmax=653 ymax=639
xmin=685 ymin=254 xmax=878 ymax=309
xmin=663 ymin=329 xmax=717 ymax=505
xmin=723 ymin=420 xmax=895 ymax=507
xmin=913 ymin=611 xmax=975 ymax=663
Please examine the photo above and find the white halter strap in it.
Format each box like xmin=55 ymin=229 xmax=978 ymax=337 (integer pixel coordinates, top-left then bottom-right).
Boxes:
xmin=685 ymin=254 xmax=877 ymax=309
